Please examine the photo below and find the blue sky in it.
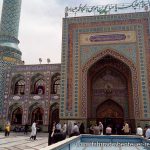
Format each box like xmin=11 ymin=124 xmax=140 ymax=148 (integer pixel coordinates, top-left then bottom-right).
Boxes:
xmin=0 ymin=0 xmax=147 ymax=64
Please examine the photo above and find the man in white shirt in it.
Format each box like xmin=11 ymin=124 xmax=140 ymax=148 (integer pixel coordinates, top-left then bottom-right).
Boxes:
xmin=99 ymin=122 xmax=103 ymax=135
xmin=93 ymin=125 xmax=100 ymax=135
xmin=136 ymin=126 xmax=143 ymax=136
xmin=70 ymin=123 xmax=80 ymax=136
xmin=122 ymin=122 xmax=130 ymax=134
xmin=106 ymin=126 xmax=112 ymax=135
xmin=62 ymin=123 xmax=67 ymax=134
xmin=146 ymin=126 xmax=150 ymax=139
xmin=56 ymin=122 xmax=61 ymax=132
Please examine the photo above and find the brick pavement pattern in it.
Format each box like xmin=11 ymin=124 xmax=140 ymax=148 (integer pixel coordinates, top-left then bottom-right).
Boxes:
xmin=0 ymin=132 xmax=48 ymax=150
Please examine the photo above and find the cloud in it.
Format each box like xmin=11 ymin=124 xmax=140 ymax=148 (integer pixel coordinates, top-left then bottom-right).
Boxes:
xmin=55 ymin=0 xmax=123 ymax=6
xmin=19 ymin=0 xmax=63 ymax=64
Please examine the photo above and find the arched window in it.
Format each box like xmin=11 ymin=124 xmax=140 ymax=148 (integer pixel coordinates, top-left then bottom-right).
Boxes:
xmin=31 ymin=107 xmax=43 ymax=125
xmin=34 ymin=79 xmax=45 ymax=95
xmin=11 ymin=107 xmax=23 ymax=124
xmin=53 ymin=79 xmax=60 ymax=94
xmin=49 ymin=103 xmax=59 ymax=126
xmin=30 ymin=74 xmax=45 ymax=95
xmin=14 ymin=80 xmax=25 ymax=95
xmin=51 ymin=74 xmax=60 ymax=94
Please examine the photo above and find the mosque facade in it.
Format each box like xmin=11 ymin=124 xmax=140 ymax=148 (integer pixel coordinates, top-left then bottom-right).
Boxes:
xmin=0 ymin=0 xmax=150 ymax=132
xmin=60 ymin=11 xmax=150 ymax=132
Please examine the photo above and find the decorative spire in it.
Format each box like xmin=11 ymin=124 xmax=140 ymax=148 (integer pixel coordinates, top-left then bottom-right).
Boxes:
xmin=0 ymin=0 xmax=22 ymax=60
xmin=0 ymin=0 xmax=22 ymax=38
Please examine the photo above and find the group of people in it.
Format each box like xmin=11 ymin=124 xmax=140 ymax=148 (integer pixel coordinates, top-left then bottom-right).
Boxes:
xmin=48 ymin=121 xmax=85 ymax=145
xmin=89 ymin=122 xmax=104 ymax=135
xmin=48 ymin=121 xmax=66 ymax=145
xmin=89 ymin=122 xmax=130 ymax=135
xmin=4 ymin=121 xmax=38 ymax=140
xmin=4 ymin=120 xmax=150 ymax=144
xmin=47 ymin=121 xmax=134 ymax=146
xmin=137 ymin=125 xmax=150 ymax=139
xmin=88 ymin=121 xmax=150 ymax=139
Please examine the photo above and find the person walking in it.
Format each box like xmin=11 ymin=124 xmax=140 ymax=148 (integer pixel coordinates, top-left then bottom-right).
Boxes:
xmin=24 ymin=123 xmax=29 ymax=135
xmin=62 ymin=123 xmax=67 ymax=135
xmin=99 ymin=122 xmax=103 ymax=135
xmin=5 ymin=122 xmax=11 ymax=137
xmin=48 ymin=121 xmax=56 ymax=145
xmin=68 ymin=121 xmax=74 ymax=137
xmin=145 ymin=125 xmax=150 ymax=139
xmin=122 ymin=122 xmax=130 ymax=135
xmin=30 ymin=122 xmax=37 ymax=140
xmin=93 ymin=123 xmax=101 ymax=135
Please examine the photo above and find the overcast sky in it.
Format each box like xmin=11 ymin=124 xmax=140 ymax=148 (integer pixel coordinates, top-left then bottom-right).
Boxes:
xmin=0 ymin=0 xmax=145 ymax=64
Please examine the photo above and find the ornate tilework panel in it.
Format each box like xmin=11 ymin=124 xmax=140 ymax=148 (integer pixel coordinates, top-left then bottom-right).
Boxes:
xmin=0 ymin=60 xmax=15 ymax=117
xmin=2 ymin=64 xmax=60 ymax=125
xmin=136 ymin=25 xmax=150 ymax=118
xmin=67 ymin=12 xmax=149 ymax=24
xmin=0 ymin=48 xmax=22 ymax=60
xmin=0 ymin=0 xmax=22 ymax=38
xmin=60 ymin=19 xmax=69 ymax=118
xmin=80 ymin=44 xmax=137 ymax=66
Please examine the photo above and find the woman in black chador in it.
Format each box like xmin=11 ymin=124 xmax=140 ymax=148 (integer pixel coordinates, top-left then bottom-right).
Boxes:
xmin=79 ymin=123 xmax=85 ymax=134
xmin=24 ymin=124 xmax=29 ymax=135
xmin=48 ymin=121 xmax=56 ymax=145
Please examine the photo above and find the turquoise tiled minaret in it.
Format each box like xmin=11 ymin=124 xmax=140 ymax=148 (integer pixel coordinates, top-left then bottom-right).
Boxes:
xmin=0 ymin=0 xmax=22 ymax=119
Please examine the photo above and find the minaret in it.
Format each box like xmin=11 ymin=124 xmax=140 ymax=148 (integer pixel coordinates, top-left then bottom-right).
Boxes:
xmin=0 ymin=0 xmax=22 ymax=119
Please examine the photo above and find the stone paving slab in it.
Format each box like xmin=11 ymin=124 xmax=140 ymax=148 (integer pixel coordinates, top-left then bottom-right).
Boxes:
xmin=34 ymin=143 xmax=48 ymax=149
xmin=0 ymin=132 xmax=49 ymax=150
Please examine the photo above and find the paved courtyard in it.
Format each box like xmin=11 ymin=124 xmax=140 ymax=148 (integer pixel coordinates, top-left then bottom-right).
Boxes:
xmin=0 ymin=132 xmax=49 ymax=150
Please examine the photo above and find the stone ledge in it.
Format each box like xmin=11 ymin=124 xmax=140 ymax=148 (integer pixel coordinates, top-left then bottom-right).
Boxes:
xmin=40 ymin=136 xmax=80 ymax=150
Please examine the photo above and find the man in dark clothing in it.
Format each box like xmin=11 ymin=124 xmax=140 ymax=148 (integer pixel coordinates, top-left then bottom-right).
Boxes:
xmin=24 ymin=124 xmax=29 ymax=135
xmin=53 ymin=130 xmax=66 ymax=143
xmin=48 ymin=121 xmax=56 ymax=145
xmin=79 ymin=123 xmax=85 ymax=134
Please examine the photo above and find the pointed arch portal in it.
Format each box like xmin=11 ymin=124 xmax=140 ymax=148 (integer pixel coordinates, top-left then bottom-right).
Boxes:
xmin=31 ymin=107 xmax=44 ymax=125
xmin=81 ymin=50 xmax=139 ymax=132
xmin=96 ymin=99 xmax=124 ymax=134
xmin=96 ymin=100 xmax=124 ymax=119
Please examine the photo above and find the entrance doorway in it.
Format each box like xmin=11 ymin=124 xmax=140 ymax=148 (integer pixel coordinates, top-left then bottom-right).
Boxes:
xmin=96 ymin=100 xmax=124 ymax=134
xmin=11 ymin=107 xmax=22 ymax=124
xmin=31 ymin=107 xmax=43 ymax=125
xmin=49 ymin=103 xmax=59 ymax=129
